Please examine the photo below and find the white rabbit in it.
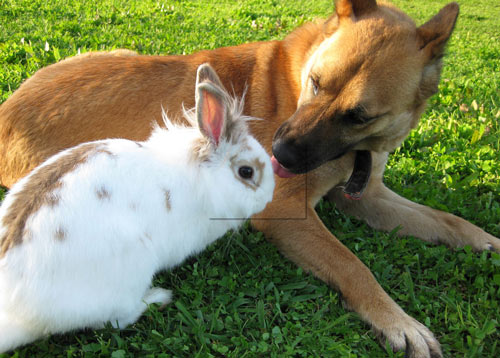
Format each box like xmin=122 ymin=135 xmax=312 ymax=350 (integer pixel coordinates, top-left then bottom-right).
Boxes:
xmin=0 ymin=63 xmax=275 ymax=353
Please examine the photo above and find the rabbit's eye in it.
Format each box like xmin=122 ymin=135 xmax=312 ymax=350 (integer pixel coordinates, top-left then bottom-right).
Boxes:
xmin=238 ymin=166 xmax=254 ymax=180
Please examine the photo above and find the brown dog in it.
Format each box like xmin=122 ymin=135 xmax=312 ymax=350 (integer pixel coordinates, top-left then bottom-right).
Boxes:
xmin=0 ymin=0 xmax=498 ymax=357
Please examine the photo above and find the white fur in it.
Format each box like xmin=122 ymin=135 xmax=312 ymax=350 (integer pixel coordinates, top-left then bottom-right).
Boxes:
xmin=0 ymin=66 xmax=274 ymax=353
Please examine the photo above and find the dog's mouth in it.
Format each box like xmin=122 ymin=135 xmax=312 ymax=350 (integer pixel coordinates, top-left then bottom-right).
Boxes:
xmin=342 ymin=150 xmax=371 ymax=200
xmin=271 ymin=156 xmax=298 ymax=178
xmin=271 ymin=150 xmax=372 ymax=200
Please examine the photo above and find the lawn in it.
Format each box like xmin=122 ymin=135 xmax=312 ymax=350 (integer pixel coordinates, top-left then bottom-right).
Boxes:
xmin=0 ymin=0 xmax=499 ymax=357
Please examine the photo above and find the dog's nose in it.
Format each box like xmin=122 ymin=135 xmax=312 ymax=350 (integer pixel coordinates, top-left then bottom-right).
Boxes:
xmin=272 ymin=137 xmax=301 ymax=170
xmin=272 ymin=120 xmax=308 ymax=171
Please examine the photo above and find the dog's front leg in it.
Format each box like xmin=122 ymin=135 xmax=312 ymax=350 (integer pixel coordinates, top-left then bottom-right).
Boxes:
xmin=252 ymin=196 xmax=442 ymax=358
xmin=328 ymin=151 xmax=500 ymax=252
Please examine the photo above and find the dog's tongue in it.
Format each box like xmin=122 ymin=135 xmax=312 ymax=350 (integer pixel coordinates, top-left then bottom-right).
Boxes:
xmin=343 ymin=150 xmax=372 ymax=200
xmin=271 ymin=156 xmax=297 ymax=178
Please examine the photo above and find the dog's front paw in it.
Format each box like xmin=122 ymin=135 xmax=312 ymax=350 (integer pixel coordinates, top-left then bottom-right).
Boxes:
xmin=484 ymin=235 xmax=500 ymax=253
xmin=372 ymin=315 xmax=442 ymax=358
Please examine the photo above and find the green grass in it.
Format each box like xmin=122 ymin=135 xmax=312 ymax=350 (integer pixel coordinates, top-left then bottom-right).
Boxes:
xmin=0 ymin=0 xmax=499 ymax=357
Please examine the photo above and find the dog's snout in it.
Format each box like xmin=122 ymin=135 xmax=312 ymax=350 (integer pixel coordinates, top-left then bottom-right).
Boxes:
xmin=273 ymin=120 xmax=289 ymax=141
xmin=273 ymin=122 xmax=297 ymax=168
xmin=272 ymin=132 xmax=311 ymax=174
xmin=272 ymin=137 xmax=297 ymax=169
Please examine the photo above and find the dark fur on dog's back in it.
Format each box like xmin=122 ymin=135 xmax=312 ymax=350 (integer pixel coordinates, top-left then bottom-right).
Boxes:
xmin=0 ymin=1 xmax=498 ymax=357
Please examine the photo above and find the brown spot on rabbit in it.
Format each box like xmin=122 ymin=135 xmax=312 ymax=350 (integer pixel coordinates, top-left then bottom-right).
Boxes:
xmin=190 ymin=137 xmax=211 ymax=163
xmin=95 ymin=186 xmax=111 ymax=200
xmin=252 ymin=159 xmax=266 ymax=187
xmin=54 ymin=227 xmax=67 ymax=241
xmin=23 ymin=229 xmax=33 ymax=242
xmin=98 ymin=148 xmax=115 ymax=157
xmin=46 ymin=192 xmax=61 ymax=208
xmin=0 ymin=143 xmax=104 ymax=257
xmin=230 ymin=156 xmax=266 ymax=191
xmin=163 ymin=189 xmax=172 ymax=211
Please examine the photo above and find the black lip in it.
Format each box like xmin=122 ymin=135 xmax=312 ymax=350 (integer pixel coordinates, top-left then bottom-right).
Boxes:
xmin=276 ymin=159 xmax=319 ymax=175
xmin=277 ymin=149 xmax=350 ymax=175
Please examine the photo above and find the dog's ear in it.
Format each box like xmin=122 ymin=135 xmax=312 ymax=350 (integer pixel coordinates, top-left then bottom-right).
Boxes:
xmin=416 ymin=3 xmax=459 ymax=101
xmin=334 ymin=0 xmax=377 ymax=22
xmin=417 ymin=2 xmax=459 ymax=60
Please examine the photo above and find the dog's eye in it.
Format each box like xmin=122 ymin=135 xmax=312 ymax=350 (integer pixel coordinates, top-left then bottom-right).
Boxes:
xmin=311 ymin=77 xmax=319 ymax=96
xmin=353 ymin=115 xmax=377 ymax=125
xmin=238 ymin=166 xmax=254 ymax=180
xmin=344 ymin=106 xmax=380 ymax=125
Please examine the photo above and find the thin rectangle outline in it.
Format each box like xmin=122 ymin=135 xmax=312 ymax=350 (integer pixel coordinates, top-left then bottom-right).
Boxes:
xmin=209 ymin=172 xmax=308 ymax=220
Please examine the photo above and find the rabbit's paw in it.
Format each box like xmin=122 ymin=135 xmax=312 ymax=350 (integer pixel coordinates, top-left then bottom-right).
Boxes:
xmin=143 ymin=287 xmax=172 ymax=308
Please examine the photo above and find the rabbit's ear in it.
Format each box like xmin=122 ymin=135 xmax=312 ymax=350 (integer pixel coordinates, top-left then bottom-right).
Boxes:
xmin=196 ymin=63 xmax=224 ymax=89
xmin=196 ymin=82 xmax=227 ymax=146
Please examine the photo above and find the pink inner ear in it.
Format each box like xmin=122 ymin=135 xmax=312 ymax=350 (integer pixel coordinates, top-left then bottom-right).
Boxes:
xmin=202 ymin=91 xmax=223 ymax=145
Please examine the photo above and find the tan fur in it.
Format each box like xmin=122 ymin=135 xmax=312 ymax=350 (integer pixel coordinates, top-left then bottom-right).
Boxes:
xmin=0 ymin=1 xmax=498 ymax=356
xmin=57 ymin=49 xmax=138 ymax=64
xmin=190 ymin=136 xmax=212 ymax=163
